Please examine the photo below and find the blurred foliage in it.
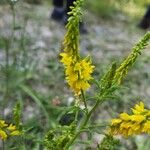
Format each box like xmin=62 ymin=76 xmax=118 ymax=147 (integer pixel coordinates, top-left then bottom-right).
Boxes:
xmin=86 ymin=0 xmax=119 ymax=18
xmin=86 ymin=0 xmax=149 ymax=19
xmin=23 ymin=0 xmax=42 ymax=5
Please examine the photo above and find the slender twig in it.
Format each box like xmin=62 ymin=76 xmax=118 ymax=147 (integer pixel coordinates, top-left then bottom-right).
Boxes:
xmin=10 ymin=3 xmax=15 ymax=46
xmin=2 ymin=39 xmax=10 ymax=150
xmin=81 ymin=89 xmax=88 ymax=113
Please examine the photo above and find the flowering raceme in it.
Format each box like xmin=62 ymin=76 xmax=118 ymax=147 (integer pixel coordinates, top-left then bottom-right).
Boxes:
xmin=60 ymin=53 xmax=95 ymax=95
xmin=59 ymin=0 xmax=95 ymax=96
xmin=109 ymin=102 xmax=150 ymax=137
xmin=0 ymin=119 xmax=21 ymax=140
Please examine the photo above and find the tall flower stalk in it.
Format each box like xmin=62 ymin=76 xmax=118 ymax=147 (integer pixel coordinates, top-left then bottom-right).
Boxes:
xmin=60 ymin=0 xmax=95 ymax=97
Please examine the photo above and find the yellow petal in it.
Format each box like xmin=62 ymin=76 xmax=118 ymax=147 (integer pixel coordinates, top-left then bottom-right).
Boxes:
xmin=0 ymin=130 xmax=7 ymax=140
xmin=7 ymin=124 xmax=16 ymax=131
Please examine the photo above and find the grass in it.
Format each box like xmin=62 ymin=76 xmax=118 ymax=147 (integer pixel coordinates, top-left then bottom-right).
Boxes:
xmin=0 ymin=0 xmax=150 ymax=149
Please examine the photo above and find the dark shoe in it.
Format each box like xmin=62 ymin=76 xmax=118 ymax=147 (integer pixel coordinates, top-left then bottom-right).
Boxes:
xmin=138 ymin=6 xmax=150 ymax=30
xmin=138 ymin=18 xmax=150 ymax=30
xmin=51 ymin=7 xmax=64 ymax=22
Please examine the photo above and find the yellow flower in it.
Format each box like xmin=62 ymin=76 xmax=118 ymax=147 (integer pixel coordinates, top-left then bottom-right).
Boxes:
xmin=60 ymin=52 xmax=95 ymax=95
xmin=60 ymin=53 xmax=73 ymax=66
xmin=120 ymin=113 xmax=130 ymax=121
xmin=0 ymin=120 xmax=8 ymax=128
xmin=10 ymin=130 xmax=21 ymax=136
xmin=143 ymin=121 xmax=150 ymax=133
xmin=0 ymin=119 xmax=22 ymax=140
xmin=111 ymin=119 xmax=122 ymax=126
xmin=7 ymin=124 xmax=16 ymax=131
xmin=131 ymin=102 xmax=145 ymax=114
xmin=120 ymin=122 xmax=132 ymax=129
xmin=109 ymin=101 xmax=150 ymax=137
xmin=80 ymin=59 xmax=95 ymax=80
xmin=130 ymin=115 xmax=145 ymax=123
xmin=0 ymin=130 xmax=7 ymax=140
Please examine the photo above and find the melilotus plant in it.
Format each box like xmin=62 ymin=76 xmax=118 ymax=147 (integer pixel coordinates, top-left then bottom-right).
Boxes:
xmin=44 ymin=0 xmax=150 ymax=149
xmin=0 ymin=0 xmax=150 ymax=149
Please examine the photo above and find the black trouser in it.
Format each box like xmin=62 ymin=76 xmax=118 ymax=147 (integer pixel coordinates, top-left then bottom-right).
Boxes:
xmin=53 ymin=0 xmax=75 ymax=13
xmin=144 ymin=6 xmax=150 ymax=18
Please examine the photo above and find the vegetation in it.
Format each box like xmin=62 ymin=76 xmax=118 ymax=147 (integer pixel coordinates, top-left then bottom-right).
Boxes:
xmin=0 ymin=0 xmax=150 ymax=149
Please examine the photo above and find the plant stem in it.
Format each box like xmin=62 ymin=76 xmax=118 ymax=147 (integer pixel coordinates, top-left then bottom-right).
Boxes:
xmin=10 ymin=3 xmax=15 ymax=45
xmin=5 ymin=40 xmax=9 ymax=99
xmin=81 ymin=89 xmax=88 ymax=113
xmin=12 ymin=4 xmax=15 ymax=31
xmin=80 ymin=98 xmax=104 ymax=128
xmin=2 ymin=36 xmax=10 ymax=150
xmin=64 ymin=97 xmax=104 ymax=149
xmin=75 ymin=108 xmax=79 ymax=123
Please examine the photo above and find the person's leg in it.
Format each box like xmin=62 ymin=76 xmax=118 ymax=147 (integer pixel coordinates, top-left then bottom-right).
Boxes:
xmin=144 ymin=6 xmax=150 ymax=18
xmin=51 ymin=0 xmax=64 ymax=21
xmin=138 ymin=6 xmax=150 ymax=29
xmin=53 ymin=0 xmax=63 ymax=7
xmin=66 ymin=0 xmax=74 ymax=14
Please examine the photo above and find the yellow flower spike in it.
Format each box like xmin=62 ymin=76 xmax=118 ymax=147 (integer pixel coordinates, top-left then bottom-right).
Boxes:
xmin=61 ymin=4 xmax=95 ymax=95
xmin=0 ymin=130 xmax=7 ymax=140
xmin=109 ymin=101 xmax=150 ymax=137
xmin=60 ymin=6 xmax=95 ymax=96
xmin=7 ymin=124 xmax=16 ymax=131
xmin=60 ymin=52 xmax=95 ymax=95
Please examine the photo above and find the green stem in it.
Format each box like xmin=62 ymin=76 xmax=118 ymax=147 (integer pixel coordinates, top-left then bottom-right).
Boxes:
xmin=2 ymin=35 xmax=10 ymax=150
xmin=21 ymin=18 xmax=28 ymax=70
xmin=5 ymin=40 xmax=9 ymax=98
xmin=2 ymin=140 xmax=5 ymax=150
xmin=12 ymin=5 xmax=15 ymax=31
xmin=75 ymin=108 xmax=79 ymax=123
xmin=80 ymin=98 xmax=103 ymax=129
xmin=88 ymin=124 xmax=109 ymax=129
xmin=74 ymin=96 xmax=80 ymax=123
xmin=81 ymin=89 xmax=88 ymax=113
xmin=10 ymin=3 xmax=15 ymax=44
xmin=64 ymin=97 xmax=104 ymax=149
